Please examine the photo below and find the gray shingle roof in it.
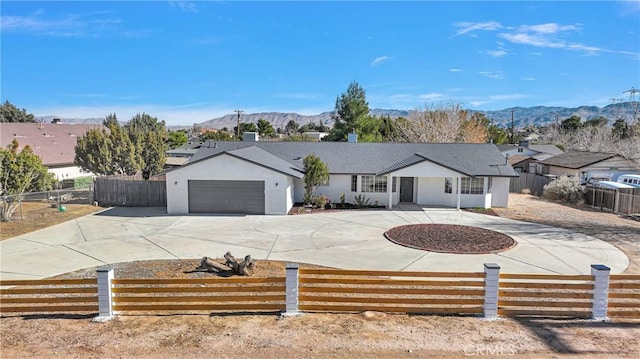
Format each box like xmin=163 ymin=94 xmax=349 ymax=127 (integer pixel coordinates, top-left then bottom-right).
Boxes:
xmin=225 ymin=146 xmax=304 ymax=178
xmin=186 ymin=141 xmax=518 ymax=177
xmin=539 ymin=151 xmax=617 ymax=169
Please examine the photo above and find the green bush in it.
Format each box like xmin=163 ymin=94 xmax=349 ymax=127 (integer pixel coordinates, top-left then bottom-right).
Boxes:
xmin=314 ymin=194 xmax=329 ymax=209
xmin=542 ymin=175 xmax=583 ymax=202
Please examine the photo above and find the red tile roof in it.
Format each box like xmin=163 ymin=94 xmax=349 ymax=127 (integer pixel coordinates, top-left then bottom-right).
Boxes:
xmin=0 ymin=122 xmax=104 ymax=166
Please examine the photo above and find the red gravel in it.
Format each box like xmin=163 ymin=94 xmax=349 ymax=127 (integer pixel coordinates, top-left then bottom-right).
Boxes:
xmin=384 ymin=224 xmax=516 ymax=254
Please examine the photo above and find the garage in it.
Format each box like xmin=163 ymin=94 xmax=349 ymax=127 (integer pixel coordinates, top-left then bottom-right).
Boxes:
xmin=188 ymin=180 xmax=265 ymax=214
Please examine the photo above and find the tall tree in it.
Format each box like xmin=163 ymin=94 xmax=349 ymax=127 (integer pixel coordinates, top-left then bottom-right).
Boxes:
xmin=302 ymin=154 xmax=329 ymax=205
xmin=256 ymin=118 xmax=275 ymax=137
xmin=1 ymin=140 xmax=56 ymax=221
xmin=328 ymin=81 xmax=370 ymax=141
xmin=200 ymin=130 xmax=234 ymax=141
xmin=166 ymin=130 xmax=188 ymax=149
xmin=125 ymin=113 xmax=167 ymax=180
xmin=233 ymin=122 xmax=258 ymax=138
xmin=284 ymin=120 xmax=299 ymax=134
xmin=561 ymin=115 xmax=583 ymax=131
xmin=0 ymin=101 xmax=36 ymax=123
xmin=75 ymin=115 xmax=139 ymax=176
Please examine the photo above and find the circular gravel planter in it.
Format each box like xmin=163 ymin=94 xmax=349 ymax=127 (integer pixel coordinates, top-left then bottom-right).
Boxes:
xmin=384 ymin=224 xmax=516 ymax=254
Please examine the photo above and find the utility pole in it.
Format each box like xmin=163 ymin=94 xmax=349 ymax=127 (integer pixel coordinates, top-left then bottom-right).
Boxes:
xmin=234 ymin=110 xmax=243 ymax=140
xmin=510 ymin=110 xmax=515 ymax=144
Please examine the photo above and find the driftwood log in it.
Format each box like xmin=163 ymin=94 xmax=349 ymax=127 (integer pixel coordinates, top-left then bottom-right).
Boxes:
xmin=195 ymin=251 xmax=255 ymax=276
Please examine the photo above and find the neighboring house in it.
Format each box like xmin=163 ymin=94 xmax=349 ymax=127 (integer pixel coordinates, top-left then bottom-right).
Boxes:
xmin=166 ymin=142 xmax=518 ymax=215
xmin=497 ymin=141 xmax=563 ymax=174
xmin=165 ymin=141 xmax=203 ymax=168
xmin=0 ymin=122 xmax=102 ymax=181
xmin=538 ymin=151 xmax=639 ymax=183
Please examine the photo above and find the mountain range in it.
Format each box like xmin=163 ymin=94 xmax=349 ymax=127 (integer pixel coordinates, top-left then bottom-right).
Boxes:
xmin=36 ymin=102 xmax=639 ymax=130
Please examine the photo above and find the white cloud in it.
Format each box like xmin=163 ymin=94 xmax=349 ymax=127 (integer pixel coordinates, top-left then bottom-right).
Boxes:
xmin=1 ymin=12 xmax=123 ymax=37
xmin=168 ymin=1 xmax=198 ymax=13
xmin=518 ymin=23 xmax=580 ymax=34
xmin=469 ymin=101 xmax=490 ymax=107
xmin=449 ymin=68 xmax=463 ymax=72
xmin=453 ymin=19 xmax=639 ymax=58
xmin=479 ymin=71 xmax=505 ymax=79
xmin=452 ymin=21 xmax=502 ymax=37
xmin=419 ymin=93 xmax=443 ymax=100
xmin=370 ymin=56 xmax=391 ymax=67
xmin=521 ymin=76 xmax=536 ymax=81
xmin=485 ymin=50 xmax=508 ymax=57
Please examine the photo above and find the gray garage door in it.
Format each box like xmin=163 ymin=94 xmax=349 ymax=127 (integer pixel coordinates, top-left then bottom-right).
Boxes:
xmin=188 ymin=180 xmax=265 ymax=214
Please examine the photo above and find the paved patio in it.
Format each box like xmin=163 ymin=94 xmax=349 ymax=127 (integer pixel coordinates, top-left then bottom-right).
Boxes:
xmin=0 ymin=206 xmax=628 ymax=280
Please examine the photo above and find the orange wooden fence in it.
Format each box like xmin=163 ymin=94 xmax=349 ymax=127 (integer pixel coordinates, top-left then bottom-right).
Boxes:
xmin=298 ymin=268 xmax=485 ymax=315
xmin=0 ymin=278 xmax=98 ymax=314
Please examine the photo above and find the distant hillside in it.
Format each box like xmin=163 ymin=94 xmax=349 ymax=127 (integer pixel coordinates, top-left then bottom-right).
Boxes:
xmin=199 ymin=102 xmax=638 ymax=130
xmin=35 ymin=102 xmax=638 ymax=130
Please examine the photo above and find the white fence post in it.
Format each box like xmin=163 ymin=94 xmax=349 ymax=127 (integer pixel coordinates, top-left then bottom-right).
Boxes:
xmin=94 ymin=266 xmax=114 ymax=322
xmin=284 ymin=263 xmax=299 ymax=316
xmin=483 ymin=263 xmax=500 ymax=319
xmin=591 ymin=264 xmax=610 ymax=321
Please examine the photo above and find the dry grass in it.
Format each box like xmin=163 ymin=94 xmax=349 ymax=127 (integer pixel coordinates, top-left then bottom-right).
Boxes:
xmin=0 ymin=202 xmax=104 ymax=240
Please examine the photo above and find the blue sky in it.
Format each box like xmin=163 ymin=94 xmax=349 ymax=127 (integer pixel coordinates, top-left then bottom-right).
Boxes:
xmin=1 ymin=1 xmax=639 ymax=126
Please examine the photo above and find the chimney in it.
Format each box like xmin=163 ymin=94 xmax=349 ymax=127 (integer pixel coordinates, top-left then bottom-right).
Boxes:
xmin=347 ymin=129 xmax=358 ymax=143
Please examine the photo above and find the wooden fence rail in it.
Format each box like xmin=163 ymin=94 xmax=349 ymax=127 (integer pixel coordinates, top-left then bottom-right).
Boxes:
xmin=584 ymin=187 xmax=640 ymax=215
xmin=0 ymin=278 xmax=98 ymax=314
xmin=497 ymin=273 xmax=594 ymax=317
xmin=111 ymin=277 xmax=285 ymax=313
xmin=1 ymin=264 xmax=638 ymax=319
xmin=298 ymin=268 xmax=485 ymax=315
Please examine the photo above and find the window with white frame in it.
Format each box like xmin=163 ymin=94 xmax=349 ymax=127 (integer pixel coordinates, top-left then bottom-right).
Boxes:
xmin=392 ymin=177 xmax=397 ymax=192
xmin=351 ymin=175 xmax=358 ymax=192
xmin=487 ymin=177 xmax=493 ymax=193
xmin=460 ymin=177 xmax=484 ymax=194
xmin=444 ymin=177 xmax=452 ymax=193
xmin=361 ymin=175 xmax=387 ymax=193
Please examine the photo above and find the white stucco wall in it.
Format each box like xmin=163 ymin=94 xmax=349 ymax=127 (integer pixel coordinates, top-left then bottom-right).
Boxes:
xmin=416 ymin=177 xmax=457 ymax=207
xmin=491 ymin=177 xmax=510 ymax=207
xmin=166 ymin=154 xmax=294 ymax=215
xmin=49 ymin=166 xmax=93 ymax=181
xmin=293 ymin=174 xmax=399 ymax=207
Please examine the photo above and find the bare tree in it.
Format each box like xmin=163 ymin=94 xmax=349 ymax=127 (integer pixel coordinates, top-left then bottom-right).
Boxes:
xmin=397 ymin=101 xmax=488 ymax=143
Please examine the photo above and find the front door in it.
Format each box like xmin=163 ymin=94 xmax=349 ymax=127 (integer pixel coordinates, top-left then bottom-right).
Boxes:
xmin=400 ymin=177 xmax=414 ymax=202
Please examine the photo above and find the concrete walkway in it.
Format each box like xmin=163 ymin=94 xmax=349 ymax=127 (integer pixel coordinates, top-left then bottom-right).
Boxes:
xmin=0 ymin=206 xmax=628 ymax=280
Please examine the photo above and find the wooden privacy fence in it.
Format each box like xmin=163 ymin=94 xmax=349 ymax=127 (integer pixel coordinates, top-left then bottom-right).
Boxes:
xmin=93 ymin=177 xmax=167 ymax=207
xmin=297 ymin=268 xmax=485 ymax=315
xmin=584 ymin=187 xmax=640 ymax=215
xmin=0 ymin=278 xmax=98 ymax=314
xmin=1 ymin=264 xmax=638 ymax=320
xmin=510 ymin=173 xmax=552 ymax=195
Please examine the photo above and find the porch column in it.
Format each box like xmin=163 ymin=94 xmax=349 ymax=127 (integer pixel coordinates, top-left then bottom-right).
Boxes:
xmin=387 ymin=174 xmax=393 ymax=209
xmin=456 ymin=176 xmax=461 ymax=210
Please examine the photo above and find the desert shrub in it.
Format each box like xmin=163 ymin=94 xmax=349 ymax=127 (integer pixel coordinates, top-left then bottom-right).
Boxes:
xmin=521 ymin=188 xmax=531 ymax=195
xmin=354 ymin=194 xmax=370 ymax=208
xmin=314 ymin=194 xmax=329 ymax=209
xmin=542 ymin=175 xmax=583 ymax=202
xmin=339 ymin=193 xmax=346 ymax=205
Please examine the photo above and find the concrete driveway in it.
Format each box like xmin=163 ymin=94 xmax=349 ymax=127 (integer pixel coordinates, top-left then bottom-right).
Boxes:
xmin=0 ymin=206 xmax=628 ymax=280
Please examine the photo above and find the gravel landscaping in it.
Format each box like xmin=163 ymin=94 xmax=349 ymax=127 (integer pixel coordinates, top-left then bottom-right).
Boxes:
xmin=384 ymin=223 xmax=517 ymax=254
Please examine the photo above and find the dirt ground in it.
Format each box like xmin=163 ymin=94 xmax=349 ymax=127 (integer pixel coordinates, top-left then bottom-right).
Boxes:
xmin=1 ymin=194 xmax=640 ymax=358
xmin=492 ymin=194 xmax=640 ymax=274
xmin=0 ymin=202 xmax=103 ymax=240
